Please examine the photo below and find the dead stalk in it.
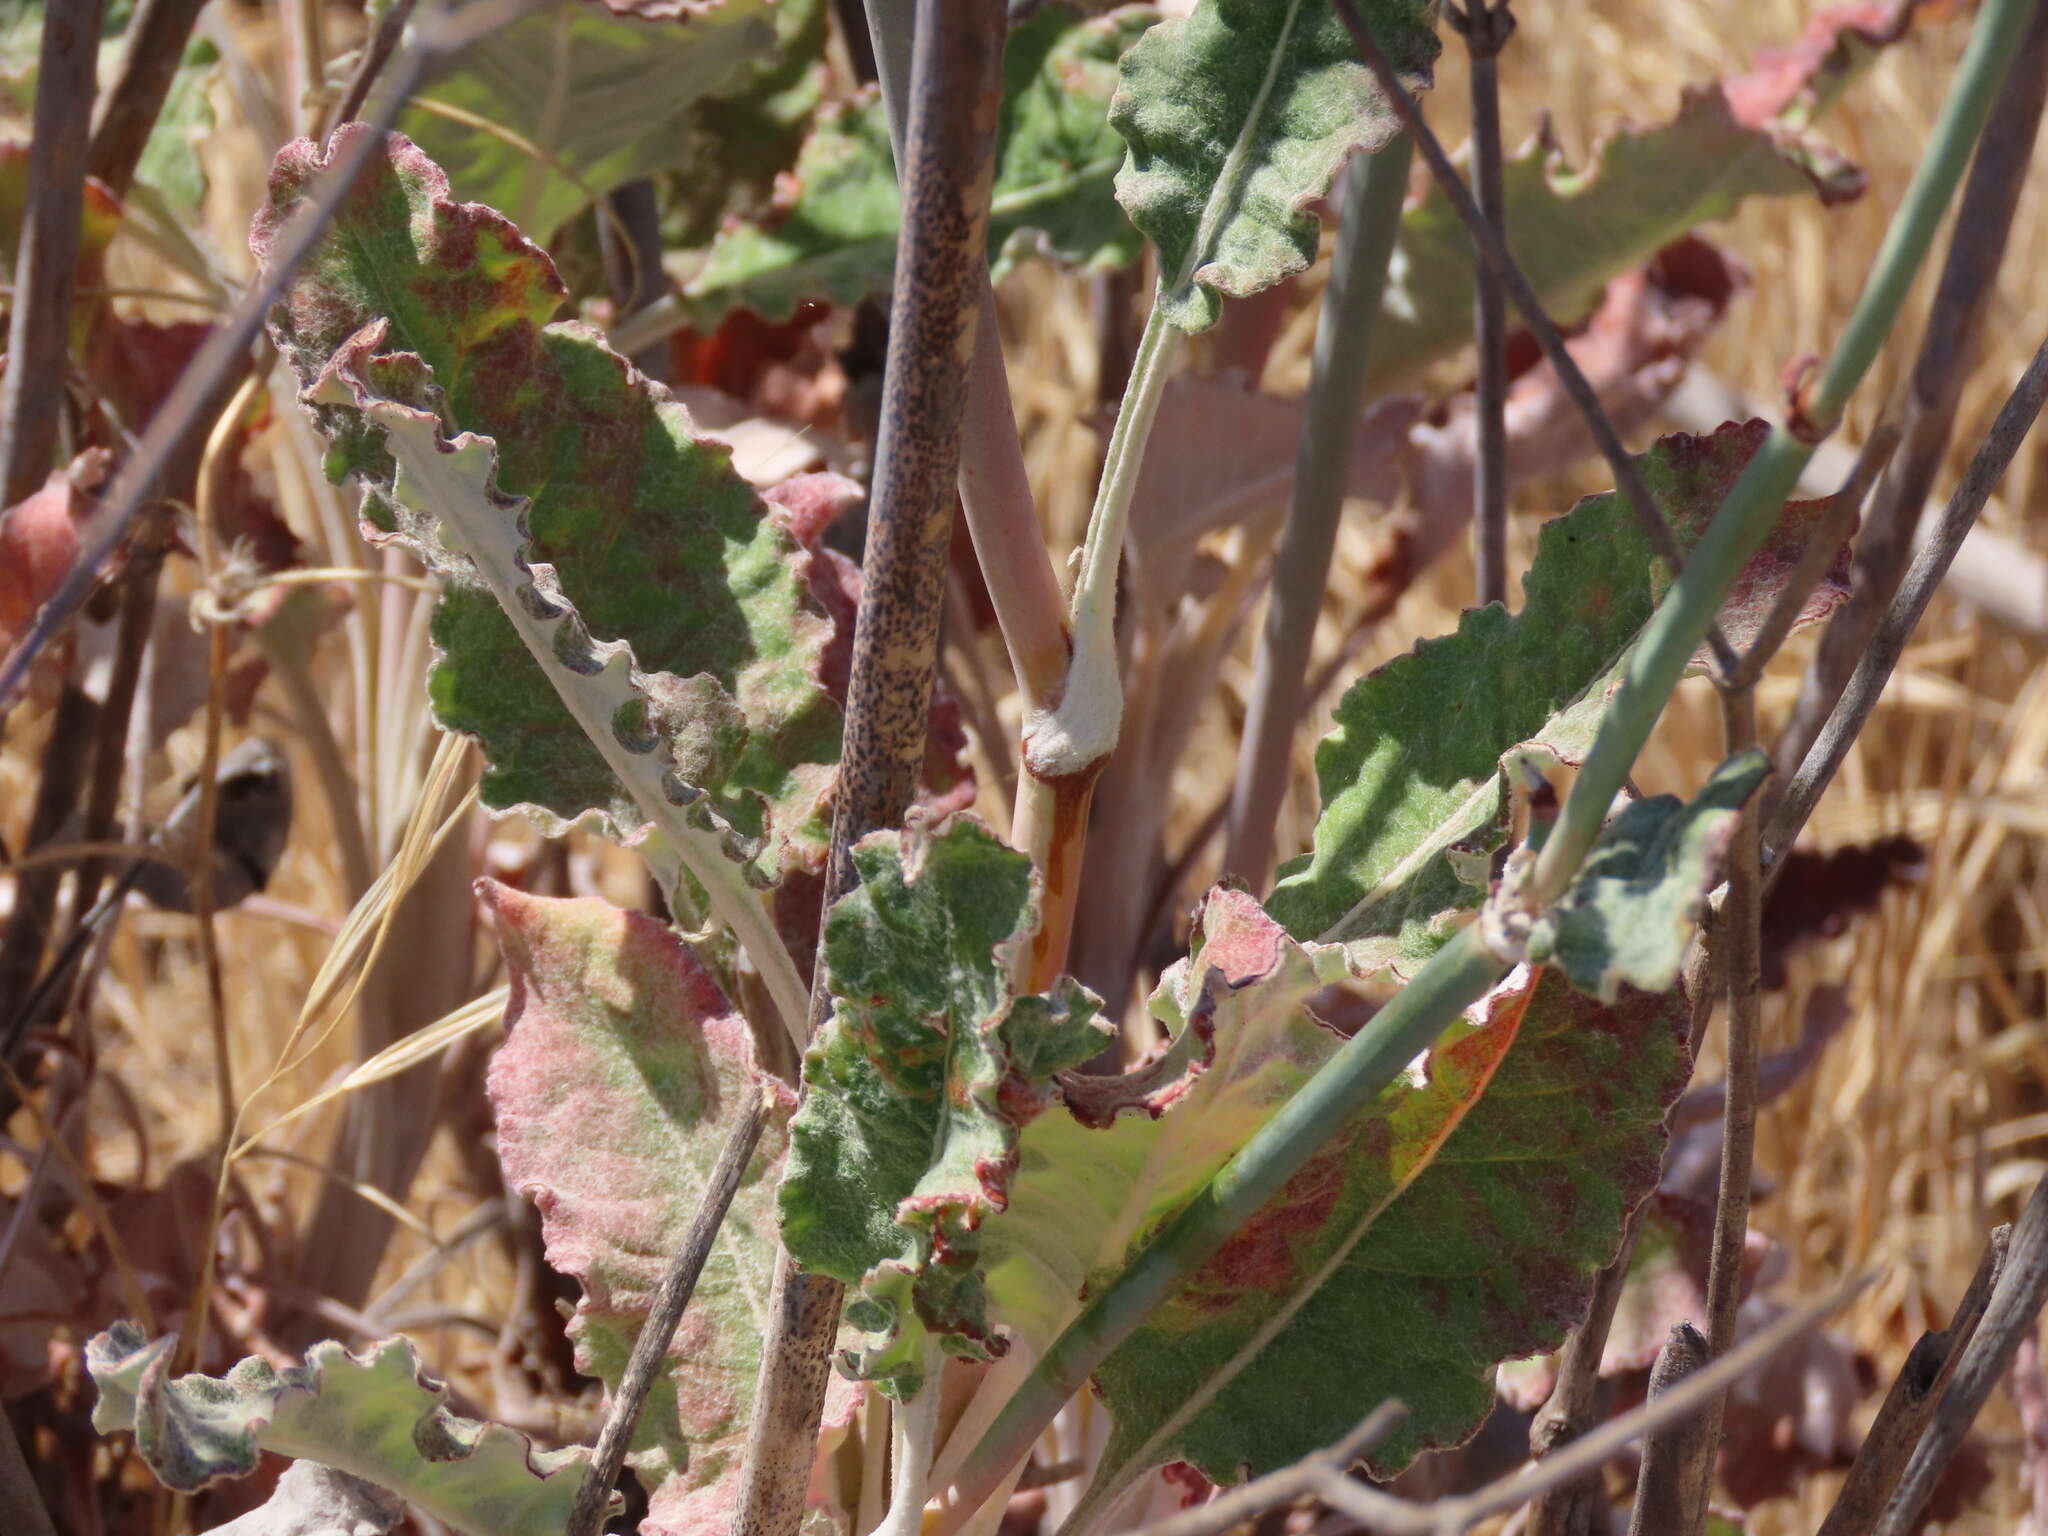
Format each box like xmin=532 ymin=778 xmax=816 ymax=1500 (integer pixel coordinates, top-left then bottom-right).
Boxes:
xmin=86 ymin=0 xmax=208 ymax=198
xmin=1449 ymin=0 xmax=1514 ymax=609
xmin=730 ymin=8 xmax=1007 ymax=1536
xmin=1624 ymin=1325 xmax=1711 ymax=1536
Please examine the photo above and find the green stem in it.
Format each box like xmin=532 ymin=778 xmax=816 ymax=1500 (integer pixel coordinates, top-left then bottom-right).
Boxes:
xmin=945 ymin=0 xmax=2038 ymax=1511
xmin=944 ymin=925 xmax=1507 ymax=1521
xmin=1222 ymin=133 xmax=1413 ymax=888
xmin=1535 ymin=0 xmax=2035 ymax=901
xmin=1021 ymin=299 xmax=1177 ymax=779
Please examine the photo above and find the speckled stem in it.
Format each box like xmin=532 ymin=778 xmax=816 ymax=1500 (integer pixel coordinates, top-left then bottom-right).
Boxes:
xmin=730 ymin=8 xmax=1008 ymax=1536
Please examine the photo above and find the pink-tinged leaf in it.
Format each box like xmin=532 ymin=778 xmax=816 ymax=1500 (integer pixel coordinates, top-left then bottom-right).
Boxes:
xmin=1267 ymin=422 xmax=1850 ymax=976
xmin=0 ymin=453 xmax=103 ymax=652
xmin=481 ymin=882 xmax=851 ymax=1536
xmin=781 ymin=817 xmax=1110 ymax=1396
xmin=255 ymin=127 xmax=840 ymax=881
xmin=1128 ymin=238 xmax=1740 ymax=609
xmin=1089 ymin=962 xmax=1688 ymax=1490
xmin=1365 ymin=2 xmax=1932 ymax=393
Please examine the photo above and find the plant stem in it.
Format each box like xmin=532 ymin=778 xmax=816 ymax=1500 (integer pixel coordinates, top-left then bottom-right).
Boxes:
xmin=942 ymin=924 xmax=1507 ymax=1522
xmin=0 ymin=0 xmax=106 ymax=508
xmin=86 ymin=0 xmax=208 ymax=198
xmin=731 ymin=10 xmax=1007 ymax=1536
xmin=1675 ymin=679 xmax=1763 ymax=1536
xmin=1221 ymin=132 xmax=1412 ymax=891
xmin=1450 ymin=0 xmax=1513 ymax=609
xmin=1534 ymin=0 xmax=2037 ymax=904
xmin=879 ymin=1346 xmax=945 ymax=1536
xmin=1330 ymin=0 xmax=1738 ymax=677
xmin=1624 ymin=1324 xmax=1711 ymax=1536
xmin=1765 ymin=333 xmax=2048 ymax=868
xmin=1777 ymin=0 xmax=2048 ymax=775
xmin=568 ymin=1092 xmax=768 ymax=1536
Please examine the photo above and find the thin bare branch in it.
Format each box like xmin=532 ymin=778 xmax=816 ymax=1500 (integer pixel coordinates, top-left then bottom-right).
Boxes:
xmin=0 ymin=0 xmax=107 ymax=507
xmin=1764 ymin=333 xmax=2048 ymax=867
xmin=1328 ymin=0 xmax=1738 ymax=676
xmin=1124 ymin=1404 xmax=1409 ymax=1536
xmin=1874 ymin=1173 xmax=2048 ymax=1536
xmin=569 ymin=1093 xmax=769 ymax=1536
xmin=1776 ymin=0 xmax=2048 ymax=770
xmin=329 ymin=0 xmax=420 ymax=130
xmin=1817 ymin=1226 xmax=2008 ymax=1536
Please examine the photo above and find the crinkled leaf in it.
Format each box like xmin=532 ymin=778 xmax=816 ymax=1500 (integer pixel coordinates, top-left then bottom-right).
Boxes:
xmin=1366 ymin=3 xmax=1922 ymax=392
xmin=1090 ymin=957 xmax=1687 ymax=1490
xmin=87 ymin=1323 xmax=597 ymax=1536
xmin=687 ymin=4 xmax=1153 ymax=323
xmin=388 ymin=0 xmax=788 ymax=240
xmin=1110 ymin=0 xmax=1437 ymax=332
xmin=257 ymin=127 xmax=839 ymax=878
xmin=1265 ymin=420 xmax=1847 ymax=975
xmin=1529 ymin=751 xmax=1768 ymax=1001
xmin=481 ymin=881 xmax=849 ymax=1536
xmin=780 ymin=816 xmax=1110 ymax=1397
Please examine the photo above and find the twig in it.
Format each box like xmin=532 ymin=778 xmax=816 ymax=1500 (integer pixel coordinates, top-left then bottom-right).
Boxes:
xmin=1124 ymin=1404 xmax=1409 ymax=1536
xmin=1328 ymin=0 xmax=1738 ymax=677
xmin=1873 ymin=1172 xmax=2048 ymax=1536
xmin=1764 ymin=333 xmax=2048 ymax=866
xmin=0 ymin=0 xmax=107 ymax=507
xmin=730 ymin=9 xmax=1007 ymax=1536
xmin=1816 ymin=1226 xmax=2008 ymax=1536
xmin=1448 ymin=0 xmax=1513 ymax=609
xmin=567 ymin=1093 xmax=769 ymax=1536
xmin=85 ymin=0 xmax=208 ymax=198
xmin=0 ymin=686 xmax=98 ymax=1048
xmin=1777 ymin=0 xmax=2048 ymax=774
xmin=1624 ymin=1324 xmax=1711 ymax=1536
xmin=0 ymin=0 xmax=536 ymax=717
xmin=329 ymin=0 xmax=420 ymax=130
xmin=1524 ymin=1197 xmax=1653 ymax=1536
xmin=1677 ymin=678 xmax=1764 ymax=1536
xmin=1221 ymin=132 xmax=1412 ymax=890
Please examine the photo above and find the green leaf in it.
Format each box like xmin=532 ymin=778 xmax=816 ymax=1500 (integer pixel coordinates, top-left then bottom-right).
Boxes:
xmin=1528 ymin=751 xmax=1768 ymax=1001
xmin=480 ymin=881 xmax=852 ymax=1536
xmin=974 ymin=886 xmax=1358 ymax=1364
xmin=1110 ymin=0 xmax=1437 ymax=332
xmin=87 ymin=1324 xmax=598 ymax=1536
xmin=687 ymin=4 xmax=1153 ymax=323
xmin=1365 ymin=4 xmax=1925 ymax=392
xmin=1265 ymin=420 xmax=1847 ymax=976
xmin=1088 ymin=957 xmax=1687 ymax=1492
xmin=256 ymin=126 xmax=840 ymax=881
xmin=779 ymin=816 xmax=1110 ymax=1397
xmin=390 ymin=0 xmax=793 ymax=241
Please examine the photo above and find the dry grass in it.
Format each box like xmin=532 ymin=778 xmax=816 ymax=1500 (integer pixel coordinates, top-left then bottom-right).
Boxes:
xmin=8 ymin=0 xmax=2048 ymax=1531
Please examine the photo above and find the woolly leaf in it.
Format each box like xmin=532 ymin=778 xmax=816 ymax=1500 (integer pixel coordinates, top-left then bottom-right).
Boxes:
xmin=389 ymin=0 xmax=792 ymax=240
xmin=87 ymin=1324 xmax=598 ymax=1536
xmin=1367 ymin=3 xmax=1923 ymax=391
xmin=480 ymin=882 xmax=850 ymax=1536
xmin=1088 ymin=959 xmax=1687 ymax=1493
xmin=780 ymin=816 xmax=1110 ymax=1397
xmin=687 ymin=4 xmax=1152 ymax=322
xmin=1529 ymin=751 xmax=1769 ymax=1000
xmin=1110 ymin=0 xmax=1437 ymax=332
xmin=256 ymin=126 xmax=839 ymax=881
xmin=1266 ymin=420 xmax=1847 ymax=975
